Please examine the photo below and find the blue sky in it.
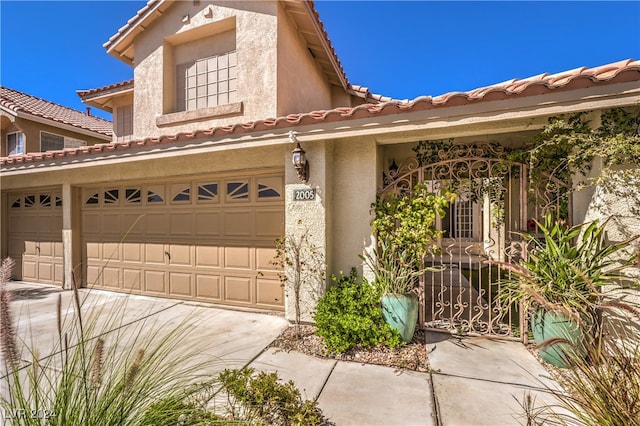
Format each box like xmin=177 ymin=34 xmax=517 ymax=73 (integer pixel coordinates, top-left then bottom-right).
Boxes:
xmin=1 ymin=1 xmax=639 ymax=121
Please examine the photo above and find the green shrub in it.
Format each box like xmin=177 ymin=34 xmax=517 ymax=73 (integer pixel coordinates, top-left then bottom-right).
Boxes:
xmin=140 ymin=391 xmax=222 ymax=425
xmin=218 ymin=367 xmax=325 ymax=425
xmin=313 ymin=268 xmax=402 ymax=353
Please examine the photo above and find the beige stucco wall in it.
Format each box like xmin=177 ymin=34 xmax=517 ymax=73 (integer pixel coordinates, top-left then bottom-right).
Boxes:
xmin=575 ymin=161 xmax=640 ymax=252
xmin=330 ymin=137 xmax=378 ymax=277
xmin=276 ymin=4 xmax=332 ymax=115
xmin=283 ymin=136 xmax=333 ymax=322
xmin=132 ymin=1 xmax=279 ymax=138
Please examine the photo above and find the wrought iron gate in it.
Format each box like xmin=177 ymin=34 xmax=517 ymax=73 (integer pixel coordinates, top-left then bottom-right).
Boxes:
xmin=381 ymin=142 xmax=570 ymax=339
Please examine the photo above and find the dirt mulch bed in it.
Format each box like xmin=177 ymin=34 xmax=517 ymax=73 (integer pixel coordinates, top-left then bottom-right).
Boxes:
xmin=269 ymin=324 xmax=431 ymax=372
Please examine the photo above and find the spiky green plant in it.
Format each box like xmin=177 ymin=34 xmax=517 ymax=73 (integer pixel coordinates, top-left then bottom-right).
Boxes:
xmin=0 ymin=258 xmax=223 ymax=425
xmin=520 ymin=300 xmax=640 ymax=426
xmin=497 ymin=215 xmax=637 ymax=323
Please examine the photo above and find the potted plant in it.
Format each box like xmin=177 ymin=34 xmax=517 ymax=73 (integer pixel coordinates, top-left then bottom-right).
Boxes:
xmin=497 ymin=215 xmax=636 ymax=367
xmin=366 ymin=182 xmax=453 ymax=342
xmin=361 ymin=241 xmax=434 ymax=342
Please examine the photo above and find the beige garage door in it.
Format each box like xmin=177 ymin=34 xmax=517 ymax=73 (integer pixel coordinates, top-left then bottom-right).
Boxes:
xmin=7 ymin=190 xmax=64 ymax=285
xmin=81 ymin=172 xmax=285 ymax=310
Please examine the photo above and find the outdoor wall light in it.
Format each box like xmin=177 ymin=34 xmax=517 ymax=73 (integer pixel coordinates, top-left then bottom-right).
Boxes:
xmin=289 ymin=131 xmax=308 ymax=182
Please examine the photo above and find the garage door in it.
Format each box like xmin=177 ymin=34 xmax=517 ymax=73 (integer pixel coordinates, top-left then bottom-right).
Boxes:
xmin=7 ymin=190 xmax=64 ymax=284
xmin=81 ymin=172 xmax=285 ymax=310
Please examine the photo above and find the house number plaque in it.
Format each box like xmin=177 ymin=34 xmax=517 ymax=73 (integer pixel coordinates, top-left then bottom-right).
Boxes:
xmin=293 ymin=188 xmax=316 ymax=201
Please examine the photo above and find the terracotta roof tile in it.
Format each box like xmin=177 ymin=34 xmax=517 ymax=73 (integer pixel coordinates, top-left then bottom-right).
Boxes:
xmin=2 ymin=59 xmax=639 ymax=167
xmin=347 ymin=84 xmax=397 ymax=103
xmin=103 ymin=0 xmax=160 ymax=50
xmin=77 ymin=79 xmax=134 ymax=99
xmin=1 ymin=86 xmax=113 ymax=137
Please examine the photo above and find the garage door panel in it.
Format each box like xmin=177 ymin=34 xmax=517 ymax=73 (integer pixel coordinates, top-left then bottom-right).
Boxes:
xmin=224 ymin=246 xmax=252 ymax=269
xmin=102 ymin=267 xmax=121 ymax=289
xmin=86 ymin=242 xmax=101 ymax=260
xmin=169 ymin=272 xmax=192 ymax=297
xmin=38 ymin=262 xmax=53 ymax=281
xmin=86 ymin=265 xmax=102 ymax=286
xmin=256 ymin=247 xmax=278 ymax=270
xmin=256 ymin=278 xmax=284 ymax=306
xmin=225 ymin=276 xmax=252 ymax=304
xmin=196 ymin=246 xmax=221 ymax=268
xmin=123 ymin=243 xmax=142 ymax=263
xmin=54 ymin=264 xmax=64 ymax=284
xmin=255 ymin=210 xmax=284 ymax=237
xmin=145 ymin=243 xmax=166 ymax=264
xmin=25 ymin=240 xmax=38 ymax=256
xmin=124 ymin=269 xmax=142 ymax=291
xmin=223 ymin=211 xmax=251 ymax=236
xmin=103 ymin=242 xmax=121 ymax=262
xmin=144 ymin=271 xmax=166 ymax=294
xmin=38 ymin=241 xmax=53 ymax=257
xmin=23 ymin=261 xmax=37 ymax=281
xmin=195 ymin=212 xmax=221 ymax=235
xmin=54 ymin=242 xmax=64 ymax=258
xmin=101 ymin=214 xmax=122 ymax=235
xmin=9 ymin=238 xmax=24 ymax=256
xmin=196 ymin=274 xmax=221 ymax=300
xmin=123 ymin=213 xmax=145 ymax=235
xmin=147 ymin=213 xmax=168 ymax=235
xmin=37 ymin=216 xmax=53 ymax=234
xmin=83 ymin=213 xmax=101 ymax=232
xmin=170 ymin=213 xmax=193 ymax=235
xmin=169 ymin=244 xmax=192 ymax=266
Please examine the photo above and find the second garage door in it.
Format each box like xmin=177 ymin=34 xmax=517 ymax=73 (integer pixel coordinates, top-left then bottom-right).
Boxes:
xmin=81 ymin=172 xmax=285 ymax=310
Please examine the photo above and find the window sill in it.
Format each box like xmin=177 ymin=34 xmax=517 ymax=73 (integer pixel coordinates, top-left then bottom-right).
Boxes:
xmin=157 ymin=102 xmax=243 ymax=127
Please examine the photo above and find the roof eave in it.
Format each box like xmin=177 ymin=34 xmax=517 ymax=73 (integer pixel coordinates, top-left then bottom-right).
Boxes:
xmin=103 ymin=0 xmax=173 ymax=65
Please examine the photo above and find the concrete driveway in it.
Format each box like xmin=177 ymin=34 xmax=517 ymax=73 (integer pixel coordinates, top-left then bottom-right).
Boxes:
xmin=1 ymin=281 xmax=289 ymax=391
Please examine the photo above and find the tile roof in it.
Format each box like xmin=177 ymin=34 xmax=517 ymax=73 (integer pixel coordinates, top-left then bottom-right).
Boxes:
xmin=76 ymin=79 xmax=134 ymax=99
xmin=103 ymin=0 xmax=162 ymax=51
xmin=2 ymin=59 xmax=639 ymax=167
xmin=1 ymin=86 xmax=113 ymax=137
xmin=347 ymin=85 xmax=397 ymax=103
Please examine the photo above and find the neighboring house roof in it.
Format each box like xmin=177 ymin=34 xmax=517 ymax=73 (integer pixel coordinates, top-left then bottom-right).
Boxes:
xmin=2 ymin=58 xmax=639 ymax=166
xmin=104 ymin=0 xmax=350 ymax=89
xmin=1 ymin=86 xmax=113 ymax=137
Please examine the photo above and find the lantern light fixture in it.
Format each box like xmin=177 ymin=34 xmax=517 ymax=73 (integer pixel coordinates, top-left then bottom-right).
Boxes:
xmin=289 ymin=131 xmax=308 ymax=182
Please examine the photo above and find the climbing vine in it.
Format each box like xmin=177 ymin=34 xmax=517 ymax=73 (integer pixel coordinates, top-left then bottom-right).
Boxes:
xmin=409 ymin=107 xmax=640 ymax=221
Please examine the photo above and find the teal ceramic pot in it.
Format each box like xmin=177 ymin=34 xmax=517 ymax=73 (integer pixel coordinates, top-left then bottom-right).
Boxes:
xmin=381 ymin=294 xmax=419 ymax=343
xmin=531 ymin=310 xmax=587 ymax=368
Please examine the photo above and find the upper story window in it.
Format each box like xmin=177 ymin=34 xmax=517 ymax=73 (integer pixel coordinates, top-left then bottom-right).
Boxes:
xmin=40 ymin=131 xmax=87 ymax=152
xmin=115 ymin=104 xmax=133 ymax=142
xmin=176 ymin=51 xmax=237 ymax=112
xmin=7 ymin=131 xmax=25 ymax=156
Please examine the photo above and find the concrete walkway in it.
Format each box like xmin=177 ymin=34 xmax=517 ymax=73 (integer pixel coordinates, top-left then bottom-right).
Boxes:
xmin=1 ymin=282 xmax=567 ymax=425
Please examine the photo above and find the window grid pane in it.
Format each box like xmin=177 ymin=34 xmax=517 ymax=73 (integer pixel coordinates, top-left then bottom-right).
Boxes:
xmin=455 ymin=200 xmax=474 ymax=239
xmin=178 ymin=50 xmax=237 ymax=112
xmin=41 ymin=132 xmax=64 ymax=152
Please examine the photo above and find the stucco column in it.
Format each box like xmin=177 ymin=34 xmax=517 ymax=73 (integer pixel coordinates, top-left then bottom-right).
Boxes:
xmin=62 ymin=184 xmax=80 ymax=290
xmin=284 ymin=138 xmax=332 ymax=323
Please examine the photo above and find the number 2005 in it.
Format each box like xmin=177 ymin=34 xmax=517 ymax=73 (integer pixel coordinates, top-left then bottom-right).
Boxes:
xmin=293 ymin=189 xmax=315 ymax=201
